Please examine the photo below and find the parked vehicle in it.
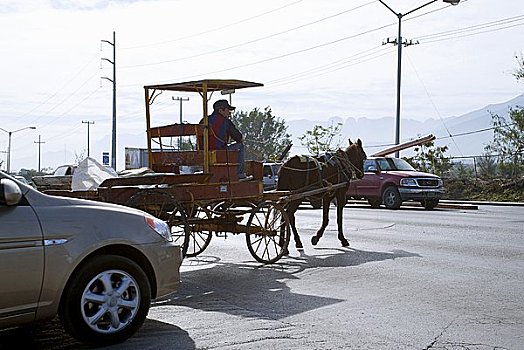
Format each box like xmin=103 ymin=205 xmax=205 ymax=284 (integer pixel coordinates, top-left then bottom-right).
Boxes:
xmin=263 ymin=162 xmax=282 ymax=191
xmin=346 ymin=157 xmax=444 ymax=209
xmin=32 ymin=164 xmax=77 ymax=191
xmin=0 ymin=171 xmax=183 ymax=345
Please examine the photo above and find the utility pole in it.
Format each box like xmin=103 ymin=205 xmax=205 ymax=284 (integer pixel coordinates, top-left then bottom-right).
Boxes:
xmin=172 ymin=96 xmax=189 ymax=150
xmin=34 ymin=135 xmax=45 ymax=172
xmin=378 ymin=0 xmax=461 ymax=157
xmin=82 ymin=120 xmax=95 ymax=157
xmin=101 ymin=31 xmax=117 ymax=170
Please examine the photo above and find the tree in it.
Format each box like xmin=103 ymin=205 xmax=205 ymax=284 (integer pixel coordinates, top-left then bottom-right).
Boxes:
xmin=449 ymin=161 xmax=474 ymax=179
xmin=484 ymin=55 xmax=524 ymax=179
xmin=298 ymin=122 xmax=343 ymax=155
xmin=405 ymin=140 xmax=451 ymax=177
xmin=476 ymin=154 xmax=498 ymax=179
xmin=230 ymin=107 xmax=292 ymax=161
xmin=513 ymin=53 xmax=524 ymax=82
xmin=484 ymin=107 xmax=524 ymax=179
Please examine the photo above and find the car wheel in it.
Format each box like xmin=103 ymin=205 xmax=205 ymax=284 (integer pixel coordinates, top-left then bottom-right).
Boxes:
xmin=382 ymin=186 xmax=402 ymax=209
xmin=367 ymin=198 xmax=382 ymax=208
xmin=421 ymin=199 xmax=439 ymax=210
xmin=59 ymin=255 xmax=151 ymax=346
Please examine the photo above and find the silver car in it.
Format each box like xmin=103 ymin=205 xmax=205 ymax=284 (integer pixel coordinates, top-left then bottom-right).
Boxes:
xmin=0 ymin=172 xmax=183 ymax=345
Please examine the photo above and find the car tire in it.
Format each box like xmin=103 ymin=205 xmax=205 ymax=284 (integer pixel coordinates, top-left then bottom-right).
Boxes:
xmin=382 ymin=186 xmax=402 ymax=209
xmin=367 ymin=198 xmax=382 ymax=208
xmin=59 ymin=255 xmax=151 ymax=346
xmin=421 ymin=199 xmax=439 ymax=210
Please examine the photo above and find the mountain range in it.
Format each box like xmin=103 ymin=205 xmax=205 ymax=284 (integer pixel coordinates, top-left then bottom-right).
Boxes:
xmin=287 ymin=93 xmax=524 ymax=160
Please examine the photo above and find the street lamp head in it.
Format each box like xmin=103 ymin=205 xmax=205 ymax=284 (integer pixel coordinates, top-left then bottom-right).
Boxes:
xmin=442 ymin=0 xmax=460 ymax=5
xmin=29 ymin=127 xmax=36 ymax=130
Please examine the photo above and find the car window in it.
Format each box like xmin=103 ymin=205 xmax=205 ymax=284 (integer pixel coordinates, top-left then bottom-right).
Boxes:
xmin=377 ymin=159 xmax=392 ymax=171
xmin=54 ymin=166 xmax=73 ymax=176
xmin=363 ymin=160 xmax=376 ymax=172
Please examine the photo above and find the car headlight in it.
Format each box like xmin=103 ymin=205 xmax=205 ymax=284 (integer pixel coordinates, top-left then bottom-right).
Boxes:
xmin=145 ymin=216 xmax=173 ymax=242
xmin=400 ymin=178 xmax=417 ymax=187
xmin=438 ymin=179 xmax=444 ymax=187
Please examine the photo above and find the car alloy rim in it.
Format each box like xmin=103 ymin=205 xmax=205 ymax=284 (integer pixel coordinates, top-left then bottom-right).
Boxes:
xmin=80 ymin=269 xmax=140 ymax=334
xmin=385 ymin=193 xmax=394 ymax=205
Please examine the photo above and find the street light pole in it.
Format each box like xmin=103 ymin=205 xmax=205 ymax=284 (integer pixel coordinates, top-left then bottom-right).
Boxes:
xmin=0 ymin=126 xmax=36 ymax=174
xmin=378 ymin=0 xmax=460 ymax=157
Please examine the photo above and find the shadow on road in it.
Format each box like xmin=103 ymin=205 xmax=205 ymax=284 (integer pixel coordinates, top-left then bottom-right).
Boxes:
xmin=159 ymin=247 xmax=421 ymax=321
xmin=0 ymin=317 xmax=194 ymax=350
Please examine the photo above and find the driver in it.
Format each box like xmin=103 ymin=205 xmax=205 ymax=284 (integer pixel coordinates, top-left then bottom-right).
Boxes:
xmin=200 ymin=99 xmax=246 ymax=179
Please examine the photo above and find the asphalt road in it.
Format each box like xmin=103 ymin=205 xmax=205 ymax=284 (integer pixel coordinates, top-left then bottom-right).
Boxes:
xmin=2 ymin=203 xmax=523 ymax=350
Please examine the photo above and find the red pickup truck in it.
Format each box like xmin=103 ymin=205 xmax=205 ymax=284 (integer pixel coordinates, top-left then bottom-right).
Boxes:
xmin=346 ymin=156 xmax=444 ymax=209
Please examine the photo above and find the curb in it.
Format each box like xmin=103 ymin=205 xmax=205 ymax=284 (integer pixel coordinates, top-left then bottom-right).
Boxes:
xmin=440 ymin=200 xmax=524 ymax=207
xmin=346 ymin=199 xmax=524 ymax=210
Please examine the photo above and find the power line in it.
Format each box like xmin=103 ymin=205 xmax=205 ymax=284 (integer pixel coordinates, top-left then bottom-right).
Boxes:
xmin=404 ymin=51 xmax=464 ymax=157
xmin=120 ymin=0 xmax=305 ymax=50
xmin=414 ymin=14 xmax=524 ymax=41
xmin=124 ymin=22 xmax=395 ymax=87
xmin=121 ymin=1 xmax=377 ymax=69
xmin=363 ymin=121 xmax=518 ymax=150
xmin=267 ymin=46 xmax=394 ymax=87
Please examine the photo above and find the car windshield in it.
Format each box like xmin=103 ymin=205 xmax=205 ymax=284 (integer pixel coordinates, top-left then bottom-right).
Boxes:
xmin=390 ymin=158 xmax=416 ymax=171
xmin=377 ymin=158 xmax=416 ymax=171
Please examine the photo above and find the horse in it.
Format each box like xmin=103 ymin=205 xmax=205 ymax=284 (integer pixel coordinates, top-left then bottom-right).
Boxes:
xmin=276 ymin=139 xmax=366 ymax=249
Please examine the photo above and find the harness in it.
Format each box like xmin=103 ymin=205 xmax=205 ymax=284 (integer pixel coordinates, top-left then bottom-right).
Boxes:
xmin=281 ymin=149 xmax=357 ymax=194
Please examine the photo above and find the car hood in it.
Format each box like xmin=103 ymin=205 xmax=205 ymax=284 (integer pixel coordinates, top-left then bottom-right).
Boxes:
xmin=26 ymin=190 xmax=147 ymax=216
xmin=386 ymin=170 xmax=440 ymax=178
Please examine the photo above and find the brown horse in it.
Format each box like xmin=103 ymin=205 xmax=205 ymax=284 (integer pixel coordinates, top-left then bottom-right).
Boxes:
xmin=277 ymin=139 xmax=366 ymax=249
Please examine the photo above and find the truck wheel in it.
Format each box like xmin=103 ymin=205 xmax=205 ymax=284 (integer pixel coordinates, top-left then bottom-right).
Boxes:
xmin=367 ymin=198 xmax=382 ymax=208
xmin=382 ymin=186 xmax=401 ymax=209
xmin=421 ymin=199 xmax=439 ymax=210
xmin=59 ymin=255 xmax=151 ymax=346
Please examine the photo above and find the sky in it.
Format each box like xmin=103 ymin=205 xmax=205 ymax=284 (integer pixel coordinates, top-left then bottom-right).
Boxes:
xmin=0 ymin=0 xmax=523 ymax=172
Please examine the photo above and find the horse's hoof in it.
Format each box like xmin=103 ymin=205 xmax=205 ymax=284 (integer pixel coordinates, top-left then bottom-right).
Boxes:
xmin=341 ymin=239 xmax=350 ymax=247
xmin=295 ymin=242 xmax=303 ymax=249
xmin=283 ymin=248 xmax=289 ymax=256
xmin=311 ymin=236 xmax=319 ymax=246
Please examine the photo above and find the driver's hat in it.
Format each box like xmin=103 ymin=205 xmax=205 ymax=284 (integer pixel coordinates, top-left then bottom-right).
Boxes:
xmin=213 ymin=99 xmax=236 ymax=111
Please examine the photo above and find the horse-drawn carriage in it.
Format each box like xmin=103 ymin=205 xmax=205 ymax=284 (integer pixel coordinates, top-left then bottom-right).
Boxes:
xmin=44 ymin=79 xmax=366 ymax=264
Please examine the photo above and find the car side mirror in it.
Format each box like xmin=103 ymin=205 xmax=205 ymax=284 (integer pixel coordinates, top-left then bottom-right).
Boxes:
xmin=0 ymin=179 xmax=23 ymax=206
xmin=367 ymin=165 xmax=378 ymax=173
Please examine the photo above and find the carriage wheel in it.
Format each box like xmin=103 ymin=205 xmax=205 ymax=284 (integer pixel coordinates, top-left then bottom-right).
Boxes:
xmin=246 ymin=201 xmax=290 ymax=264
xmin=184 ymin=204 xmax=213 ymax=257
xmin=125 ymin=189 xmax=190 ymax=257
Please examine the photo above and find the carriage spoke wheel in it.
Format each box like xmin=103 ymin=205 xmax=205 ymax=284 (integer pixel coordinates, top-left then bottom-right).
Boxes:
xmin=125 ymin=189 xmax=190 ymax=257
xmin=184 ymin=204 xmax=213 ymax=257
xmin=246 ymin=201 xmax=290 ymax=264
